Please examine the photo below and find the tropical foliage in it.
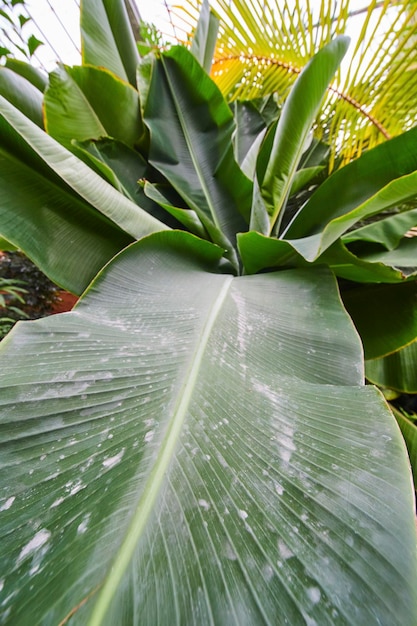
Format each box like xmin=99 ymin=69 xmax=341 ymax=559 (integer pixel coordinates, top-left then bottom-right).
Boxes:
xmin=176 ymin=0 xmax=417 ymax=166
xmin=0 ymin=0 xmax=417 ymax=624
xmin=0 ymin=0 xmax=43 ymax=63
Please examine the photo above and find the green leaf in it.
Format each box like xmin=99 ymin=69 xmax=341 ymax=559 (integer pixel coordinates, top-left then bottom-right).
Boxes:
xmin=289 ymin=166 xmax=325 ymax=196
xmin=0 ymin=66 xmax=43 ymax=127
xmin=237 ymin=230 xmax=416 ymax=280
xmin=18 ymin=13 xmax=30 ymax=27
xmin=73 ymin=138 xmax=147 ymax=200
xmin=238 ymin=230 xmax=303 ymax=274
xmin=142 ymin=46 xmax=252 ymax=261
xmin=342 ymin=281 xmax=417 ymax=359
xmin=287 ymin=170 xmax=417 ymax=261
xmin=44 ymin=65 xmax=144 ymax=150
xmin=259 ymin=36 xmax=349 ymax=235
xmin=73 ymin=139 xmax=187 ymax=229
xmin=27 ymin=34 xmax=43 ymax=57
xmin=80 ymin=0 xmax=140 ymax=86
xmin=343 ymin=208 xmax=417 ymax=250
xmin=0 ymin=96 xmax=167 ymax=242
xmin=366 ymin=341 xmax=417 ymax=393
xmin=190 ymin=0 xmax=219 ymax=73
xmin=285 ymin=125 xmax=417 ymax=239
xmin=144 ymin=182 xmax=208 ymax=238
xmin=1 ymin=233 xmax=416 ymax=624
xmin=0 ymin=139 xmax=133 ymax=294
xmin=5 ymin=58 xmax=47 ymax=92
xmin=392 ymin=406 xmax=417 ymax=494
xmin=357 ymin=236 xmax=417 ymax=274
xmin=318 ymin=239 xmax=416 ymax=282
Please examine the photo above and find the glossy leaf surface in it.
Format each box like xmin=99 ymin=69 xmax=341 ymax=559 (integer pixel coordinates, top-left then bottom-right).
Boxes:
xmin=0 ymin=66 xmax=43 ymax=127
xmin=1 ymin=233 xmax=416 ymax=625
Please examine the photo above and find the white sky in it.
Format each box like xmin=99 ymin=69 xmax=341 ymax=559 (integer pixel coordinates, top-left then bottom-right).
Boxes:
xmin=4 ymin=1 xmax=387 ymax=75
xmin=17 ymin=0 xmax=177 ymax=70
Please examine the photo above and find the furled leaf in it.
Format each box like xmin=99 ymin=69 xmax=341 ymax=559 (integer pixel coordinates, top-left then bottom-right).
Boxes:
xmin=0 ymin=232 xmax=416 ymax=625
xmin=190 ymin=0 xmax=219 ymax=73
xmin=258 ymin=36 xmax=349 ymax=235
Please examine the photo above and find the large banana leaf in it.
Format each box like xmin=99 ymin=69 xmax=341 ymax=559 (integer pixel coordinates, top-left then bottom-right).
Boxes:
xmin=0 ymin=66 xmax=43 ymax=128
xmin=1 ymin=232 xmax=416 ymax=625
xmin=0 ymin=96 xmax=168 ymax=291
xmin=44 ymin=65 xmax=144 ymax=150
xmin=80 ymin=0 xmax=139 ymax=86
xmin=0 ymin=110 xmax=133 ymax=294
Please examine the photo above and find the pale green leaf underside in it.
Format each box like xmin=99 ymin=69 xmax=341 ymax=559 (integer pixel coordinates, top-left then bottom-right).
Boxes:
xmin=0 ymin=235 xmax=416 ymax=625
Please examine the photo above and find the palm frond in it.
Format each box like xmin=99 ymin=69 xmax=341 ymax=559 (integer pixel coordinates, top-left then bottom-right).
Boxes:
xmin=171 ymin=0 xmax=417 ymax=167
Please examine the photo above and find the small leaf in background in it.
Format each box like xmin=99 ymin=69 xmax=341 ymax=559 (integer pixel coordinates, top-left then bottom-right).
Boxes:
xmin=27 ymin=34 xmax=43 ymax=57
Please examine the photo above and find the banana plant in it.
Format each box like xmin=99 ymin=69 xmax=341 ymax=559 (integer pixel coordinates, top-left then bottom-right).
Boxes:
xmin=0 ymin=1 xmax=417 ymax=624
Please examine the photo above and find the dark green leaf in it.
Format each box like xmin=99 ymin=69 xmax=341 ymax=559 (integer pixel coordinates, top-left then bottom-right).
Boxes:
xmin=142 ymin=46 xmax=252 ymax=264
xmin=342 ymin=281 xmax=417 ymax=359
xmin=366 ymin=341 xmax=417 ymax=393
xmin=0 ymin=66 xmax=43 ymax=127
xmin=285 ymin=126 xmax=417 ymax=239
xmin=5 ymin=58 xmax=47 ymax=91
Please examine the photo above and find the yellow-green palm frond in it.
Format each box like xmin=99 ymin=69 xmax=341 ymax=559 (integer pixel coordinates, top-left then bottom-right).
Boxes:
xmin=171 ymin=0 xmax=417 ymax=167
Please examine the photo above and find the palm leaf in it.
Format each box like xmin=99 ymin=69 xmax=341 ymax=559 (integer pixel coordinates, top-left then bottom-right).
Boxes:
xmin=174 ymin=0 xmax=417 ymax=168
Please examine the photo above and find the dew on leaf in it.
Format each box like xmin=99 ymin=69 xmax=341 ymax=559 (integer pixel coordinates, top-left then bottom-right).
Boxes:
xmin=17 ymin=529 xmax=51 ymax=564
xmin=0 ymin=496 xmax=15 ymax=511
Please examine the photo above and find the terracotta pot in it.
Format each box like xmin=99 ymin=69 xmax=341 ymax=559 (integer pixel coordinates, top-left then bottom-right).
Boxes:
xmin=51 ymin=291 xmax=78 ymax=314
